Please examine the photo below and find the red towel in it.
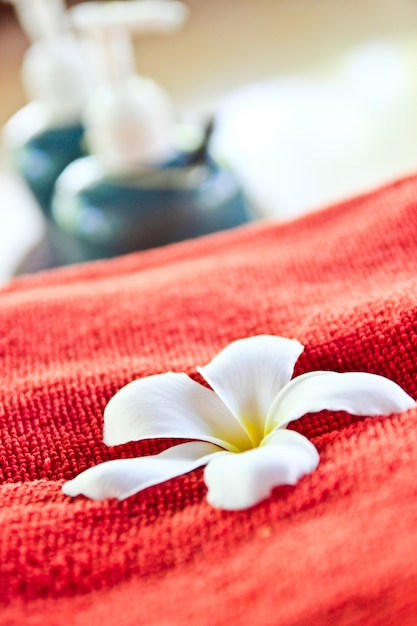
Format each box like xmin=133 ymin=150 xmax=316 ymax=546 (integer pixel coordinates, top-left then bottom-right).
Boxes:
xmin=1 ymin=176 xmax=417 ymax=625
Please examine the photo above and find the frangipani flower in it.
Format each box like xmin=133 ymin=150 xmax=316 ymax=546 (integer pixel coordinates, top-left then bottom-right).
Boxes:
xmin=63 ymin=336 xmax=415 ymax=510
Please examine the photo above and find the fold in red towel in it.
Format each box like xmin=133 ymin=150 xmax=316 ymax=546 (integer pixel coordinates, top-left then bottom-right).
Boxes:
xmin=1 ymin=176 xmax=417 ymax=625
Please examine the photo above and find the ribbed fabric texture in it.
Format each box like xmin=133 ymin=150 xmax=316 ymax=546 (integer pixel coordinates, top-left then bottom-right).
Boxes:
xmin=1 ymin=176 xmax=417 ymax=625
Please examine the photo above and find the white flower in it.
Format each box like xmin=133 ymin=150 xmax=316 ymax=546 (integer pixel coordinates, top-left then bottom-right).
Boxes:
xmin=62 ymin=336 xmax=416 ymax=510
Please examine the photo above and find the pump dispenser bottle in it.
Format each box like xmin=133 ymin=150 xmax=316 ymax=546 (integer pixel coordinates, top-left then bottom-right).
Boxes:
xmin=51 ymin=0 xmax=252 ymax=265
xmin=2 ymin=0 xmax=91 ymax=217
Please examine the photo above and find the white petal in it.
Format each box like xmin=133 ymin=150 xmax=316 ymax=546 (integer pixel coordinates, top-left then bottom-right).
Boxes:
xmin=197 ymin=335 xmax=304 ymax=446
xmin=204 ymin=430 xmax=319 ymax=510
xmin=262 ymin=427 xmax=321 ymax=457
xmin=266 ymin=370 xmax=416 ymax=432
xmin=104 ymin=372 xmax=251 ymax=452
xmin=62 ymin=441 xmax=222 ymax=501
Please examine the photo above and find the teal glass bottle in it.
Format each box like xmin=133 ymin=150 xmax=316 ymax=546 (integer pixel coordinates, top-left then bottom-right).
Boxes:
xmin=50 ymin=0 xmax=253 ymax=265
xmin=2 ymin=0 xmax=92 ymax=270
xmin=51 ymin=127 xmax=252 ymax=264
xmin=5 ymin=116 xmax=84 ymax=217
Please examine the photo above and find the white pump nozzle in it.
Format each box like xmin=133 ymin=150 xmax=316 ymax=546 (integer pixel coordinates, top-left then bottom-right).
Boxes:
xmin=71 ymin=0 xmax=188 ymax=87
xmin=5 ymin=0 xmax=67 ymax=43
xmin=71 ymin=0 xmax=188 ymax=35
xmin=69 ymin=1 xmax=188 ymax=170
xmin=4 ymin=0 xmax=91 ymax=123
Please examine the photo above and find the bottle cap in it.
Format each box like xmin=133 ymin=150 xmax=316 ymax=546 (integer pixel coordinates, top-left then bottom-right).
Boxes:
xmin=69 ymin=0 xmax=188 ymax=169
xmin=5 ymin=0 xmax=91 ymax=122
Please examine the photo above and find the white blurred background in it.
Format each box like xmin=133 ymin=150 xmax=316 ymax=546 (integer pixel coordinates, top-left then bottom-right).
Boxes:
xmin=1 ymin=0 xmax=417 ymax=282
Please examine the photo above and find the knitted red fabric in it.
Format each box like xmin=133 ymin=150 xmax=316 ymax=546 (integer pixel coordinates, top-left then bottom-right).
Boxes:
xmin=1 ymin=176 xmax=417 ymax=625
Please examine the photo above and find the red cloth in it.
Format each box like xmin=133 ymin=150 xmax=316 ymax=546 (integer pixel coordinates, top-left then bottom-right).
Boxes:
xmin=1 ymin=176 xmax=417 ymax=625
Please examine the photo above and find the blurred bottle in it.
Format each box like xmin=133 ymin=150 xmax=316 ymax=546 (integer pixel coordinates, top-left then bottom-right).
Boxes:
xmin=50 ymin=0 xmax=251 ymax=265
xmin=2 ymin=0 xmax=90 ymax=216
xmin=1 ymin=0 xmax=93 ymax=271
